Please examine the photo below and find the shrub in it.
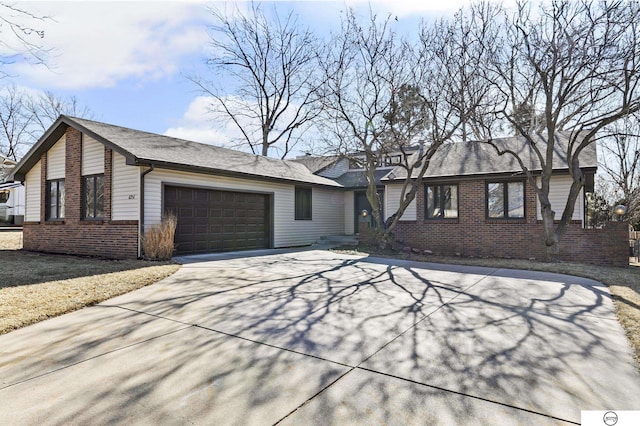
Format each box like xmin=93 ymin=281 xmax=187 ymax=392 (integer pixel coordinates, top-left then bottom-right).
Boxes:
xmin=141 ymin=214 xmax=177 ymax=260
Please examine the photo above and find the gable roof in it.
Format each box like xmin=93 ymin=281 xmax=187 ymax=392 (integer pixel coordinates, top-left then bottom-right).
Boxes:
xmin=333 ymin=168 xmax=392 ymax=188
xmin=11 ymin=116 xmax=342 ymax=187
xmin=386 ymin=132 xmax=597 ymax=181
xmin=290 ymin=155 xmax=342 ymax=174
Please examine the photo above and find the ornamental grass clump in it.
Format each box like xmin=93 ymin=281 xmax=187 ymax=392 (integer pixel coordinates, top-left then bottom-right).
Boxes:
xmin=141 ymin=214 xmax=177 ymax=260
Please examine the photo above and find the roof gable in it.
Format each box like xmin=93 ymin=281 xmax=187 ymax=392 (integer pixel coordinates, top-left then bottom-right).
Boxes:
xmin=12 ymin=116 xmax=342 ymax=187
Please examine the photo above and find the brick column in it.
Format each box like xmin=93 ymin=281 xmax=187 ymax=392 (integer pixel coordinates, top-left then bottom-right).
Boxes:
xmin=39 ymin=153 xmax=47 ymax=222
xmin=65 ymin=127 xmax=82 ymax=223
xmin=104 ymin=148 xmax=113 ymax=221
xmin=525 ymin=179 xmax=538 ymax=223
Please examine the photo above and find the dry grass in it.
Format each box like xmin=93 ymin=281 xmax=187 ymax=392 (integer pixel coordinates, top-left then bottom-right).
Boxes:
xmin=0 ymin=231 xmax=22 ymax=250
xmin=0 ymin=232 xmax=180 ymax=335
xmin=141 ymin=214 xmax=177 ymax=260
xmin=334 ymin=245 xmax=640 ymax=365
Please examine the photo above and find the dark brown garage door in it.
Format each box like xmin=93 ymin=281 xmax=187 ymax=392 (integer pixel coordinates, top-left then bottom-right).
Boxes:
xmin=164 ymin=186 xmax=270 ymax=255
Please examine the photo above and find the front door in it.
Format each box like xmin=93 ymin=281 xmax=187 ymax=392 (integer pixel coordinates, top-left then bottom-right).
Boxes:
xmin=354 ymin=190 xmax=383 ymax=234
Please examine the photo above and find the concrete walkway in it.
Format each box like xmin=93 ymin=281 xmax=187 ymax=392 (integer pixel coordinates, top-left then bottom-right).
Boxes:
xmin=1 ymin=249 xmax=639 ymax=425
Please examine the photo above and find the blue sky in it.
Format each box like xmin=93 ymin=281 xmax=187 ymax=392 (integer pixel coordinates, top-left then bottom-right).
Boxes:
xmin=3 ymin=1 xmax=474 ymax=157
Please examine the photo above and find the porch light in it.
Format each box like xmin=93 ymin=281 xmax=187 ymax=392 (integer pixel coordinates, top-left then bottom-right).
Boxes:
xmin=361 ymin=209 xmax=368 ymax=217
xmin=614 ymin=204 xmax=627 ymax=221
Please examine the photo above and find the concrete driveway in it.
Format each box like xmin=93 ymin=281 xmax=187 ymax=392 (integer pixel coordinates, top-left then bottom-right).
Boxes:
xmin=1 ymin=249 xmax=639 ymax=425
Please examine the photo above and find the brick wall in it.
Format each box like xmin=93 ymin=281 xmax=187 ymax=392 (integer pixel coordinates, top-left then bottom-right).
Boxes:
xmin=385 ymin=179 xmax=628 ymax=267
xmin=23 ymin=127 xmax=139 ymax=259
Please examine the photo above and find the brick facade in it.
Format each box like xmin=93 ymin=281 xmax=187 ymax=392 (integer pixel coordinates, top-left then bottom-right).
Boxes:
xmin=23 ymin=127 xmax=139 ymax=259
xmin=382 ymin=179 xmax=628 ymax=267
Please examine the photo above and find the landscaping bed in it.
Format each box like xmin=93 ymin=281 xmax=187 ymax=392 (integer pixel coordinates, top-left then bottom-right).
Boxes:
xmin=333 ymin=245 xmax=640 ymax=366
xmin=0 ymin=231 xmax=180 ymax=334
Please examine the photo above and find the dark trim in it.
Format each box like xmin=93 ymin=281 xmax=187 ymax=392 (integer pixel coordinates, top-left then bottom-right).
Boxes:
xmin=82 ymin=173 xmax=105 ymax=220
xmin=45 ymin=178 xmax=65 ymax=221
xmin=294 ymin=186 xmax=313 ymax=221
xmin=133 ymin=159 xmax=342 ymax=189
xmin=382 ymin=167 xmax=598 ymax=185
xmin=160 ymin=181 xmax=276 ymax=196
xmin=11 ymin=116 xmax=136 ymax=181
xmin=424 ymin=183 xmax=459 ymax=220
xmin=139 ymin=164 xmax=155 ymax=236
xmin=485 ymin=180 xmax=526 ymax=220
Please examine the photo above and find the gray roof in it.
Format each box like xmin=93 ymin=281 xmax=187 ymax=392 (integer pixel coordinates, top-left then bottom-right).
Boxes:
xmin=333 ymin=168 xmax=392 ymax=188
xmin=12 ymin=116 xmax=341 ymax=187
xmin=290 ymin=155 xmax=341 ymax=174
xmin=388 ymin=132 xmax=597 ymax=181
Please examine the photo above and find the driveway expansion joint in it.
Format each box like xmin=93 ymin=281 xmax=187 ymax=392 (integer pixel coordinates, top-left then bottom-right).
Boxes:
xmin=354 ymin=366 xmax=579 ymax=425
xmin=0 ymin=326 xmax=191 ymax=391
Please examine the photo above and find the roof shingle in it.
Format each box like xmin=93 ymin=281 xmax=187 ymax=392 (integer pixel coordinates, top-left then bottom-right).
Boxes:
xmin=40 ymin=116 xmax=342 ymax=187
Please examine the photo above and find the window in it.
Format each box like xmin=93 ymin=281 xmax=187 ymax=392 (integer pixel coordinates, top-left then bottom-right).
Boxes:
xmin=486 ymin=181 xmax=524 ymax=218
xmin=83 ymin=174 xmax=105 ymax=219
xmin=295 ymin=187 xmax=312 ymax=220
xmin=385 ymin=155 xmax=402 ymax=166
xmin=0 ymin=191 xmax=8 ymax=204
xmin=425 ymin=184 xmax=458 ymax=219
xmin=46 ymin=179 xmax=65 ymax=220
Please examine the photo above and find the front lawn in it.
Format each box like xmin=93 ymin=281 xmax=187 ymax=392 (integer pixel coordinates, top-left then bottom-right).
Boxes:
xmin=0 ymin=231 xmax=180 ymax=334
xmin=334 ymin=245 xmax=640 ymax=366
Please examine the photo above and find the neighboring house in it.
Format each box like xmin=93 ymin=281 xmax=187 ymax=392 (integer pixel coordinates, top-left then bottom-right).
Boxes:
xmin=0 ymin=156 xmax=25 ymax=224
xmin=9 ymin=115 xmax=627 ymax=266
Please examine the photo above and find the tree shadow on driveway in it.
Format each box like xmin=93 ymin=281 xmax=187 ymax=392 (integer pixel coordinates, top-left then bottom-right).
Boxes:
xmin=1 ymin=250 xmax=638 ymax=425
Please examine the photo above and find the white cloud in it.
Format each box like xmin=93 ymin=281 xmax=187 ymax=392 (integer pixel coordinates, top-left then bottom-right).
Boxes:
xmin=164 ymin=95 xmax=248 ymax=149
xmin=6 ymin=1 xmax=210 ymax=89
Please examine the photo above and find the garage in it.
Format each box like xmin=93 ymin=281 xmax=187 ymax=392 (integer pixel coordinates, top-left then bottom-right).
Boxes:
xmin=164 ymin=185 xmax=271 ymax=255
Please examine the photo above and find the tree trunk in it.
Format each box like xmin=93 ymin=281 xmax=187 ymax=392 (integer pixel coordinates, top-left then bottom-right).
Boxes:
xmin=540 ymin=203 xmax=560 ymax=262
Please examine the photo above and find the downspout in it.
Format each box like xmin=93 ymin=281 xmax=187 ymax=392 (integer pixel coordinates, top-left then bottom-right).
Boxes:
xmin=139 ymin=164 xmax=154 ymax=257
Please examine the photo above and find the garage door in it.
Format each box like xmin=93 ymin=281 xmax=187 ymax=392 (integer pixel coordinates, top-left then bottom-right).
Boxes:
xmin=164 ymin=186 xmax=270 ymax=255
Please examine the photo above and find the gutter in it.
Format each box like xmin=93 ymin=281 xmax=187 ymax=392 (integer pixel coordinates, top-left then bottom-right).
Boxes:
xmin=138 ymin=164 xmax=154 ymax=257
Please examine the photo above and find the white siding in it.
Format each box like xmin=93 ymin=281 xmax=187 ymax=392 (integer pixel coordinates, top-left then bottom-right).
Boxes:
xmin=25 ymin=161 xmax=41 ymax=221
xmin=46 ymin=136 xmax=65 ymax=180
xmin=144 ymin=168 xmax=345 ymax=247
xmin=536 ymin=175 xmax=584 ymax=222
xmin=82 ymin=135 xmax=104 ymax=175
xmin=112 ymin=152 xmax=139 ymax=221
xmin=385 ymin=184 xmax=416 ymax=221
xmin=344 ymin=190 xmax=354 ymax=235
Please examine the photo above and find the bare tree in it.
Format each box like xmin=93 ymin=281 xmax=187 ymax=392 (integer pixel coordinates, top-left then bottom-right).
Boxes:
xmin=319 ymin=8 xmax=495 ymax=247
xmin=190 ymin=2 xmax=322 ymax=158
xmin=0 ymin=2 xmax=49 ymax=78
xmin=599 ymin=116 xmax=640 ymax=229
xmin=0 ymin=86 xmax=91 ymax=160
xmin=480 ymin=0 xmax=640 ymax=260
xmin=26 ymin=90 xmax=93 ymax=134
xmin=0 ymin=85 xmax=31 ymax=160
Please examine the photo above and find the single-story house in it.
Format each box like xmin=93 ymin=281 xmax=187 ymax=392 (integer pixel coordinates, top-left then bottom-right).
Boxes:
xmin=9 ymin=115 xmax=628 ymax=266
